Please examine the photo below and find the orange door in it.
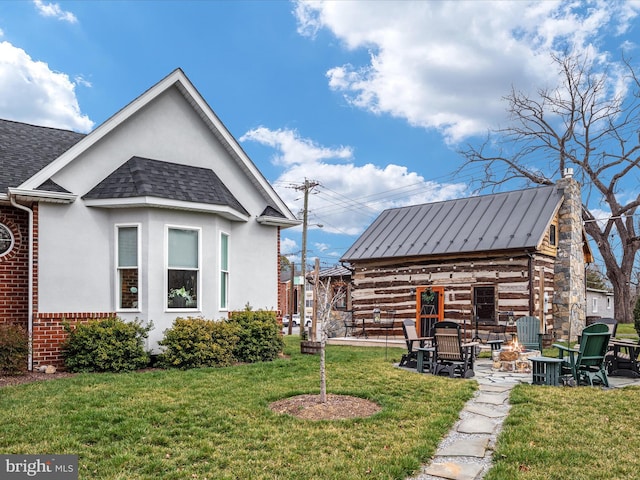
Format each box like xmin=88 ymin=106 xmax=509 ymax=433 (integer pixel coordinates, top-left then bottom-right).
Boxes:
xmin=416 ymin=286 xmax=444 ymax=337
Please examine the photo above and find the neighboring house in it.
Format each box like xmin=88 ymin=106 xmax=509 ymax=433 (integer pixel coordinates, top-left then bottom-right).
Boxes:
xmin=586 ymin=287 xmax=615 ymax=319
xmin=341 ymin=172 xmax=592 ymax=342
xmin=0 ymin=68 xmax=299 ymax=369
xmin=314 ymin=265 xmax=352 ymax=337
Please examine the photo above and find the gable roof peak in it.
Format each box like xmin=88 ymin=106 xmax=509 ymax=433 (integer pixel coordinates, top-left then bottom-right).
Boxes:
xmin=11 ymin=68 xmax=297 ymax=225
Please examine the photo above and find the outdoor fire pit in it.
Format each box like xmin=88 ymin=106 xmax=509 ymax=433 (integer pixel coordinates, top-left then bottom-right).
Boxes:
xmin=492 ymin=340 xmax=540 ymax=373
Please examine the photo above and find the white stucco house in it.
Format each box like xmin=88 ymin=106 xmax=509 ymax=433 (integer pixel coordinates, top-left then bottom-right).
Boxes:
xmin=0 ymin=68 xmax=299 ymax=369
xmin=586 ymin=287 xmax=615 ymax=319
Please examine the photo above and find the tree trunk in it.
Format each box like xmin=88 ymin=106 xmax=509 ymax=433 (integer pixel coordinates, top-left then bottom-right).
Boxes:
xmin=320 ymin=338 xmax=326 ymax=403
xmin=584 ymin=215 xmax=639 ymax=324
xmin=609 ymin=267 xmax=633 ymax=324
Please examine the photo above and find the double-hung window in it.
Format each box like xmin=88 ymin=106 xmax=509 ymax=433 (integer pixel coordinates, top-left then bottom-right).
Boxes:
xmin=220 ymin=232 xmax=229 ymax=310
xmin=167 ymin=227 xmax=199 ymax=309
xmin=117 ymin=225 xmax=140 ymax=310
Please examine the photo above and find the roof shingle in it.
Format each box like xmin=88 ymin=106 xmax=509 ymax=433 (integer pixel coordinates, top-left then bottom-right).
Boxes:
xmin=0 ymin=119 xmax=85 ymax=191
xmin=83 ymin=156 xmax=249 ymax=214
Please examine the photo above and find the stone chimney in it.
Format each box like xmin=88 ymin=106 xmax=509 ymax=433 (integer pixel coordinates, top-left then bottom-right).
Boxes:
xmin=553 ymin=168 xmax=586 ymax=341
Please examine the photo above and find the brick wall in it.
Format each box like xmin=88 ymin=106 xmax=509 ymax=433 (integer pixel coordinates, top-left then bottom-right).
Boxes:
xmin=0 ymin=205 xmax=30 ymax=328
xmin=32 ymin=312 xmax=116 ymax=369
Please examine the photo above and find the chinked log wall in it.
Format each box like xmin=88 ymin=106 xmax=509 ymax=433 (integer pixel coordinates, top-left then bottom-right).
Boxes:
xmin=350 ymin=253 xmax=556 ymax=336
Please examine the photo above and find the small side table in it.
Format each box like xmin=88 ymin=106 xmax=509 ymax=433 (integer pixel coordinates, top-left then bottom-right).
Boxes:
xmin=487 ymin=339 xmax=503 ymax=351
xmin=530 ymin=356 xmax=564 ymax=386
xmin=416 ymin=347 xmax=435 ymax=374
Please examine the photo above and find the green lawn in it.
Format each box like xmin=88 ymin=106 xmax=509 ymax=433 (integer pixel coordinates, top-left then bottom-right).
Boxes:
xmin=615 ymin=322 xmax=638 ymax=339
xmin=486 ymin=384 xmax=640 ymax=480
xmin=0 ymin=337 xmax=475 ymax=480
xmin=2 ymin=337 xmax=639 ymax=480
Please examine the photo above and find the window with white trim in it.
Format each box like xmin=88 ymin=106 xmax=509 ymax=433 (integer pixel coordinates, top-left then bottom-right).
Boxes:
xmin=168 ymin=227 xmax=199 ymax=309
xmin=117 ymin=225 xmax=140 ymax=310
xmin=592 ymin=297 xmax=598 ymax=313
xmin=0 ymin=223 xmax=13 ymax=257
xmin=607 ymin=296 xmax=612 ymax=310
xmin=220 ymin=232 xmax=229 ymax=310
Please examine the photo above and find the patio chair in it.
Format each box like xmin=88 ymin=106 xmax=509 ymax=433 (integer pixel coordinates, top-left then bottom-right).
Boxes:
xmin=515 ymin=316 xmax=543 ymax=351
xmin=580 ymin=317 xmax=617 ymax=344
xmin=432 ymin=321 xmax=477 ymax=378
xmin=399 ymin=319 xmax=431 ymax=368
xmin=553 ymin=322 xmax=611 ymax=387
xmin=596 ymin=317 xmax=618 ymax=338
xmin=605 ymin=338 xmax=640 ymax=378
xmin=343 ymin=316 xmax=358 ymax=337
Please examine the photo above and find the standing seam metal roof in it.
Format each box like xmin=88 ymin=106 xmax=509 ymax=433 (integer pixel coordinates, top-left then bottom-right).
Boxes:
xmin=341 ymin=185 xmax=562 ymax=262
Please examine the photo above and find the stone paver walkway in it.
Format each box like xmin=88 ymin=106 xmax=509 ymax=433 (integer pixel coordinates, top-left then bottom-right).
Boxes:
xmin=405 ymin=358 xmax=640 ymax=480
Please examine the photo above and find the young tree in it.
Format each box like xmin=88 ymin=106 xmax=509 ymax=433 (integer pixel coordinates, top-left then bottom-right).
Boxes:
xmin=459 ymin=53 xmax=640 ymax=323
xmin=314 ymin=275 xmax=346 ymax=403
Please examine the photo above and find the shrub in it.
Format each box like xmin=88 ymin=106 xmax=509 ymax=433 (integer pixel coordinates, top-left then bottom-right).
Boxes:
xmin=227 ymin=309 xmax=284 ymax=363
xmin=0 ymin=324 xmax=29 ymax=375
xmin=62 ymin=317 xmax=152 ymax=372
xmin=158 ymin=317 xmax=239 ymax=369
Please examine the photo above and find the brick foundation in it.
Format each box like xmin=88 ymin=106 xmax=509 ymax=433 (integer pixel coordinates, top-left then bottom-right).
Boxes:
xmin=32 ymin=312 xmax=116 ymax=369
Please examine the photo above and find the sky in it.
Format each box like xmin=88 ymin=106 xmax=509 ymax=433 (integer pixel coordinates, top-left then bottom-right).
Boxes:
xmin=1 ymin=0 xmax=639 ymax=271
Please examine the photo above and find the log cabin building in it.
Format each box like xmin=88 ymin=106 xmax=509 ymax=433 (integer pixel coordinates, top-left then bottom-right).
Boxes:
xmin=340 ymin=171 xmax=592 ymax=343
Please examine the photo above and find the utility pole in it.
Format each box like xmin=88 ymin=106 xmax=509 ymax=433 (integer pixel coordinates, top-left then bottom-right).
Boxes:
xmin=288 ymin=261 xmax=295 ymax=336
xmin=294 ymin=178 xmax=320 ymax=337
xmin=312 ymin=257 xmax=320 ymax=341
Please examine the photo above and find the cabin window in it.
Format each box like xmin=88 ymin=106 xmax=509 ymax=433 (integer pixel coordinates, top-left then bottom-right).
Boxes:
xmin=167 ymin=227 xmax=199 ymax=309
xmin=592 ymin=297 xmax=598 ymax=313
xmin=116 ymin=225 xmax=140 ymax=310
xmin=0 ymin=223 xmax=13 ymax=257
xmin=549 ymin=224 xmax=557 ymax=246
xmin=474 ymin=286 xmax=496 ymax=324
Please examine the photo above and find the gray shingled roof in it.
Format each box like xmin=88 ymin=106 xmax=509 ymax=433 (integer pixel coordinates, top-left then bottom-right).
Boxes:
xmin=0 ymin=119 xmax=85 ymax=192
xmin=260 ymin=205 xmax=286 ymax=218
xmin=319 ymin=265 xmax=352 ymax=278
xmin=341 ymin=185 xmax=562 ymax=262
xmin=83 ymin=156 xmax=249 ymax=214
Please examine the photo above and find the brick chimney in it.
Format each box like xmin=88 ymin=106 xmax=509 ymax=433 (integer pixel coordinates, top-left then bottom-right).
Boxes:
xmin=553 ymin=168 xmax=586 ymax=341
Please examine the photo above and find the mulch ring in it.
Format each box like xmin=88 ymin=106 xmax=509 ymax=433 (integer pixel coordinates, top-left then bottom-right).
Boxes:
xmin=269 ymin=393 xmax=381 ymax=420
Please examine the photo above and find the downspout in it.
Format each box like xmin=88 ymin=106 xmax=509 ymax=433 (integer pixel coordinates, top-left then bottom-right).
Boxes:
xmin=9 ymin=195 xmax=34 ymax=371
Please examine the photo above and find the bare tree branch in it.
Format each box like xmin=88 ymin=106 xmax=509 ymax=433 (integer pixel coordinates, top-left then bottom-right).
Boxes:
xmin=458 ymin=52 xmax=640 ymax=322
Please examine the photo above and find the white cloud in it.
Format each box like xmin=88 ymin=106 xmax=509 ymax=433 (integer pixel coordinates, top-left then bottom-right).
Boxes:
xmin=295 ymin=0 xmax=640 ymax=144
xmin=280 ymin=237 xmax=298 ymax=256
xmin=240 ymin=126 xmax=352 ymax=166
xmin=242 ymin=126 xmax=467 ymax=238
xmin=33 ymin=0 xmax=78 ymax=24
xmin=0 ymin=41 xmax=94 ymax=132
xmin=74 ymin=75 xmax=92 ymax=88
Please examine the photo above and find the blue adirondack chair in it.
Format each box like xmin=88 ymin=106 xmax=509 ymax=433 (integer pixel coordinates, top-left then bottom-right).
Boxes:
xmin=515 ymin=316 xmax=543 ymax=351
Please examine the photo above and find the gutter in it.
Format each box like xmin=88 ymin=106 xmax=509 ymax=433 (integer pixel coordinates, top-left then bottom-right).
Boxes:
xmin=9 ymin=194 xmax=34 ymax=371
